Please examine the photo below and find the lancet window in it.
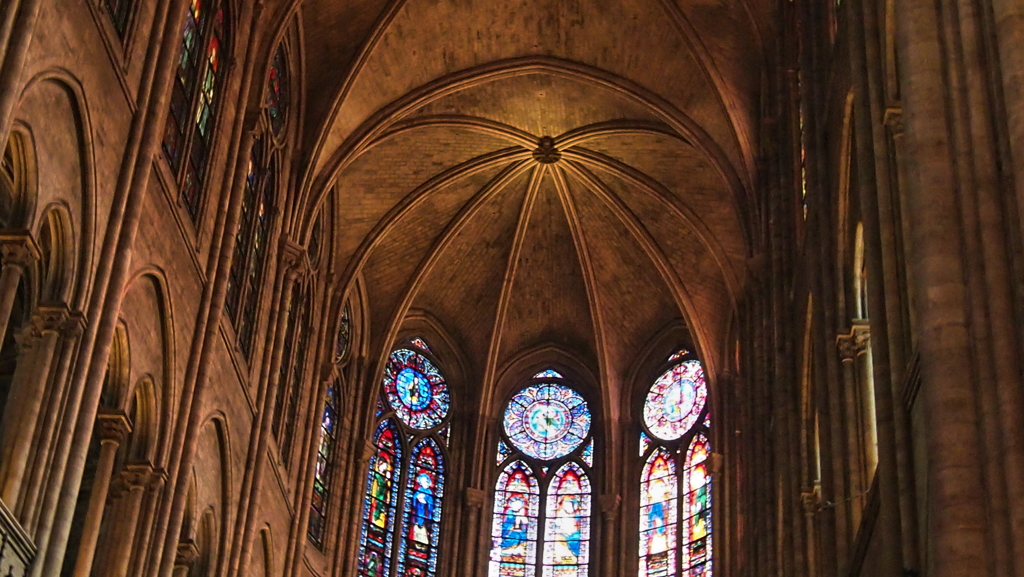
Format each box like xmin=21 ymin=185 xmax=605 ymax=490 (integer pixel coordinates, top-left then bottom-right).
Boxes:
xmin=272 ymin=283 xmax=311 ymax=462
xmin=224 ymin=44 xmax=290 ymax=357
xmin=104 ymin=0 xmax=134 ymax=37
xmin=638 ymin=351 xmax=712 ymax=577
xmin=354 ymin=339 xmax=451 ymax=575
xmin=490 ymin=370 xmax=594 ymax=577
xmin=162 ymin=0 xmax=227 ymax=218
xmin=308 ymin=376 xmax=340 ymax=546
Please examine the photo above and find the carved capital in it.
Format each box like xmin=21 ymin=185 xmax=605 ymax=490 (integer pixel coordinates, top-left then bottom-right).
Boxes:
xmin=801 ymin=486 xmax=821 ymax=514
xmin=120 ymin=463 xmax=155 ymax=488
xmin=279 ymin=238 xmax=307 ymax=280
xmin=0 ymin=231 xmax=40 ymax=269
xmin=359 ymin=440 xmax=376 ymax=464
xmin=62 ymin=311 xmax=87 ymax=339
xmin=598 ymin=494 xmax=621 ymax=520
xmin=883 ymin=107 xmax=904 ymax=135
xmin=175 ymin=540 xmax=200 ymax=569
xmin=96 ymin=410 xmax=133 ymax=444
xmin=851 ymin=322 xmax=871 ymax=353
xmin=708 ymin=452 xmax=724 ymax=477
xmin=465 ymin=487 xmax=486 ymax=509
xmin=836 ymin=332 xmax=857 ymax=361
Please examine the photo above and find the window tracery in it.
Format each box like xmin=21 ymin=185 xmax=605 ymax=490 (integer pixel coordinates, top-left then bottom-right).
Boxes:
xmin=638 ymin=352 xmax=712 ymax=577
xmin=490 ymin=371 xmax=593 ymax=577
xmin=354 ymin=339 xmax=450 ymax=575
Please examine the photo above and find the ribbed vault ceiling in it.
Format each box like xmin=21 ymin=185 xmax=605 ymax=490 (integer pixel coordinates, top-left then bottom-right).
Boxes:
xmin=293 ymin=0 xmax=766 ymax=407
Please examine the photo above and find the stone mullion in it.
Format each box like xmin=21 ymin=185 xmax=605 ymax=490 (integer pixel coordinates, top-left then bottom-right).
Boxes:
xmin=70 ymin=411 xmax=132 ymax=577
xmin=836 ymin=333 xmax=864 ymax=530
xmin=0 ymin=304 xmax=66 ymax=506
xmin=232 ymin=243 xmax=304 ymax=577
xmin=597 ymin=493 xmax=619 ymax=577
xmin=20 ymin=311 xmax=85 ymax=533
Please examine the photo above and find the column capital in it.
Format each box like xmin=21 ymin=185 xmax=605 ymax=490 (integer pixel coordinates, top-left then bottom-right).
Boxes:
xmin=464 ymin=487 xmax=486 ymax=509
xmin=598 ymin=494 xmax=621 ymax=520
xmin=708 ymin=452 xmax=724 ymax=477
xmin=120 ymin=463 xmax=156 ymax=489
xmin=174 ymin=540 xmax=200 ymax=570
xmin=836 ymin=326 xmax=870 ymax=360
xmin=0 ymin=231 xmax=40 ymax=268
xmin=15 ymin=305 xmax=68 ymax=348
xmin=883 ymin=107 xmax=904 ymax=135
xmin=96 ymin=410 xmax=133 ymax=445
xmin=801 ymin=486 xmax=821 ymax=515
xmin=279 ymin=238 xmax=307 ymax=280
xmin=62 ymin=310 xmax=87 ymax=339
xmin=359 ymin=440 xmax=376 ymax=464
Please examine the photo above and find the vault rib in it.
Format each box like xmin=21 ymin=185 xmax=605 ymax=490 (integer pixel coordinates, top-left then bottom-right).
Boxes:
xmin=560 ymin=159 xmax=718 ymax=378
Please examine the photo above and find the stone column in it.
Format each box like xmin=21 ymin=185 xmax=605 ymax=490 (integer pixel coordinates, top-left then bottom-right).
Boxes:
xmin=20 ymin=311 xmax=85 ymax=532
xmin=0 ymin=304 xmax=66 ymax=506
xmin=895 ymin=0 xmax=992 ymax=569
xmin=852 ymin=323 xmax=877 ymax=473
xmin=598 ymin=494 xmax=620 ymax=577
xmin=462 ymin=488 xmax=485 ymax=577
xmin=836 ymin=332 xmax=864 ymax=527
xmin=0 ymin=0 xmax=43 ymax=140
xmin=171 ymin=541 xmax=199 ymax=577
xmin=0 ymin=232 xmax=38 ymax=343
xmin=71 ymin=411 xmax=132 ymax=577
xmin=107 ymin=464 xmax=155 ymax=577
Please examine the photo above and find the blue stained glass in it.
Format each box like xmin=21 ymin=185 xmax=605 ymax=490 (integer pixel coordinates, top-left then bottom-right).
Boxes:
xmin=382 ymin=348 xmax=450 ymax=430
xmin=640 ymin=432 xmax=652 ymax=457
xmin=375 ymin=396 xmax=386 ymax=417
xmin=643 ymin=360 xmax=707 ymax=441
xmin=542 ymin=462 xmax=592 ymax=577
xmin=534 ymin=369 xmax=564 ymax=379
xmin=489 ymin=461 xmax=540 ymax=577
xmin=357 ymin=421 xmax=403 ymax=576
xmin=581 ymin=440 xmax=593 ymax=467
xmin=397 ymin=438 xmax=446 ymax=577
xmin=503 ymin=383 xmax=590 ymax=460
xmin=439 ymin=425 xmax=451 ymax=446
xmin=498 ymin=440 xmax=512 ymax=465
xmin=541 ymin=466 xmax=549 ymax=476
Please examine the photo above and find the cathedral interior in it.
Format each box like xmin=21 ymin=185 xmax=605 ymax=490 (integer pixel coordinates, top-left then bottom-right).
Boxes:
xmin=0 ymin=0 xmax=1021 ymax=576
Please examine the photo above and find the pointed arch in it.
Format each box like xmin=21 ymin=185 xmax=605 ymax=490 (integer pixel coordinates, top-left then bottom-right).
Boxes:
xmin=355 ymin=420 xmax=403 ymax=571
xmin=397 ymin=437 xmax=447 ymax=577
xmin=543 ymin=462 xmax=592 ymax=576
xmin=489 ymin=460 xmax=541 ymax=576
xmin=639 ymin=447 xmax=678 ymax=577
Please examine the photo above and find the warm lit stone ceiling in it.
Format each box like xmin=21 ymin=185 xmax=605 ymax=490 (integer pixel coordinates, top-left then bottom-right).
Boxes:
xmin=292 ymin=0 xmax=767 ymax=408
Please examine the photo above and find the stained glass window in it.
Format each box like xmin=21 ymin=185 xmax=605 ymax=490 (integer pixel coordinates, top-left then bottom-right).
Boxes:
xmin=490 ymin=374 xmax=593 ymax=577
xmin=334 ymin=305 xmax=351 ymax=363
xmin=355 ymin=344 xmax=451 ymax=574
xmin=639 ymin=448 xmax=678 ymax=577
xmin=308 ymin=379 xmax=342 ymax=546
xmin=638 ymin=351 xmax=711 ymax=577
xmin=382 ymin=348 xmax=450 ymax=430
xmin=534 ymin=369 xmax=564 ymax=379
xmin=266 ymin=46 xmax=288 ymax=136
xmin=681 ymin=435 xmax=711 ymax=576
xmin=543 ymin=463 xmax=592 ymax=577
xmin=643 ymin=360 xmax=707 ymax=441
xmin=409 ymin=337 xmax=432 ymax=352
xmin=503 ymin=383 xmax=590 ymax=460
xmin=356 ymin=421 xmax=403 ymax=567
xmin=104 ymin=0 xmax=133 ymax=37
xmin=397 ymin=439 xmax=446 ymax=577
xmin=162 ymin=0 xmax=226 ymax=218
xmin=224 ymin=137 xmax=274 ymax=357
xmin=490 ymin=461 xmax=540 ymax=577
xmin=667 ymin=350 xmax=690 ymax=363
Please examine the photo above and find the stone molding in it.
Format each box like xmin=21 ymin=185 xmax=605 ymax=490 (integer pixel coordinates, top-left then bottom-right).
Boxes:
xmin=0 ymin=231 xmax=40 ymax=269
xmin=95 ymin=410 xmax=133 ymax=445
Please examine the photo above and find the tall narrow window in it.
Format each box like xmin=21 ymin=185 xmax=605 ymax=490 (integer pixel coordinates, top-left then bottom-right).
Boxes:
xmin=638 ymin=351 xmax=712 ymax=577
xmin=353 ymin=339 xmax=451 ymax=573
xmin=308 ymin=377 xmax=341 ymax=547
xmin=490 ymin=372 xmax=594 ymax=577
xmin=162 ymin=0 xmax=226 ymax=218
xmin=224 ymin=47 xmax=289 ymax=356
xmin=273 ymin=284 xmax=311 ymax=463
